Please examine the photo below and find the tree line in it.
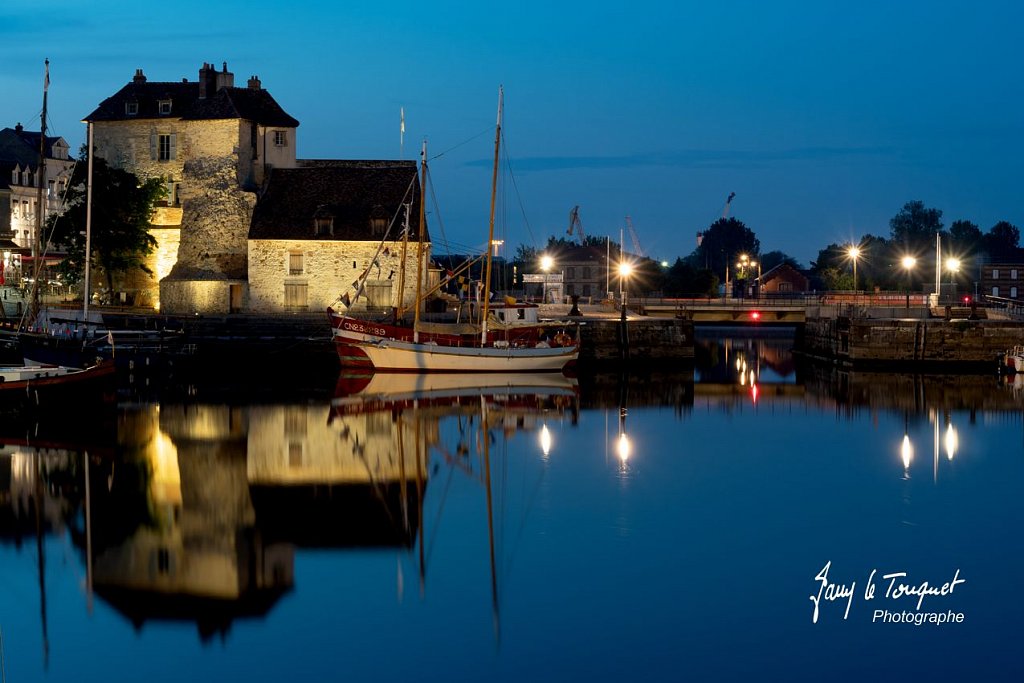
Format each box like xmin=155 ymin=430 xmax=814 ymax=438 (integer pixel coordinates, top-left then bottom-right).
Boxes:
xmin=511 ymin=201 xmax=1020 ymax=296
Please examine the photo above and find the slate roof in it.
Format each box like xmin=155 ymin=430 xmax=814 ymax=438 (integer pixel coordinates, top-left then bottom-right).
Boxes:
xmin=0 ymin=127 xmax=66 ymax=189
xmin=249 ymin=161 xmax=428 ymax=242
xmin=85 ymin=79 xmax=299 ymax=128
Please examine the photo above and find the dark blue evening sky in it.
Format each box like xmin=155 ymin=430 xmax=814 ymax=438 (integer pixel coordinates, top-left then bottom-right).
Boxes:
xmin=2 ymin=0 xmax=1021 ymax=265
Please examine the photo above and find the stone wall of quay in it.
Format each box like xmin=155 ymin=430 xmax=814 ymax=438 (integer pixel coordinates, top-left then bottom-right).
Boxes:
xmin=801 ymin=317 xmax=1024 ymax=366
xmin=578 ymin=318 xmax=694 ymax=363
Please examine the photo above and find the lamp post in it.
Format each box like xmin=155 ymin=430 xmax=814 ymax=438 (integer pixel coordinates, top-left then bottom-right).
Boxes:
xmin=901 ymin=255 xmax=916 ymax=308
xmin=945 ymin=257 xmax=960 ymax=304
xmin=618 ymin=261 xmax=632 ymax=359
xmin=540 ymin=254 xmax=553 ymax=303
xmin=848 ymin=246 xmax=861 ymax=292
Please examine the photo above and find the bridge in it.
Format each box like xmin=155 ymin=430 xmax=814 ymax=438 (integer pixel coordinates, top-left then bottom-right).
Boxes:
xmin=629 ymin=294 xmax=959 ymax=325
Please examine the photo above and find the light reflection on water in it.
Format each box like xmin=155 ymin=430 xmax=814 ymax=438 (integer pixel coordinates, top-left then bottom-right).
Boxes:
xmin=1 ymin=337 xmax=1023 ymax=682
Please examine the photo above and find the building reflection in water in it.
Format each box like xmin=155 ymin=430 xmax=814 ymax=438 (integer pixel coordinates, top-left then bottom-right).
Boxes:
xmin=0 ymin=371 xmax=579 ymax=645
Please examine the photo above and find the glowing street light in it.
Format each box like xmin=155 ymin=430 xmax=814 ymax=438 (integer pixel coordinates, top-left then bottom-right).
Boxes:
xmin=946 ymin=257 xmax=961 ymax=285
xmin=540 ymin=254 xmax=554 ymax=303
xmin=901 ymin=256 xmax=916 ymax=307
xmin=848 ymin=246 xmax=861 ymax=292
xmin=618 ymin=261 xmax=633 ymax=324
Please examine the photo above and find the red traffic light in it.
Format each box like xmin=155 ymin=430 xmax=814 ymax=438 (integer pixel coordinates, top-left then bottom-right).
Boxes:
xmin=962 ymin=296 xmax=972 ymax=304
xmin=750 ymin=311 xmax=761 ymax=321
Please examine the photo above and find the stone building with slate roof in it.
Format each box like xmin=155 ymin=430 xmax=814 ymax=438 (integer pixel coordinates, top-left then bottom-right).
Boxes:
xmin=248 ymin=161 xmax=430 ymax=314
xmin=85 ymin=62 xmax=301 ymax=312
xmin=0 ymin=124 xmax=74 ymax=254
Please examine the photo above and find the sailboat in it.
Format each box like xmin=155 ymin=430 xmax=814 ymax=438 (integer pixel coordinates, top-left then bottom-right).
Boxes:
xmin=328 ymin=88 xmax=579 ymax=373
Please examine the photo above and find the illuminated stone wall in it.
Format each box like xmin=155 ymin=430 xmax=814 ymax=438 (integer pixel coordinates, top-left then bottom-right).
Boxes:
xmin=246 ymin=404 xmax=430 ymax=485
xmin=247 ymin=238 xmax=431 ymax=313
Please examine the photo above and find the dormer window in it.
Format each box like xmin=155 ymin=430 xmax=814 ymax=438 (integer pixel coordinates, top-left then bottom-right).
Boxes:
xmin=126 ymin=101 xmax=139 ymax=116
xmin=10 ymin=168 xmax=17 ymax=185
xmin=315 ymin=216 xmax=334 ymax=236
xmin=158 ymin=100 xmax=172 ymax=115
xmin=370 ymin=217 xmax=387 ymax=235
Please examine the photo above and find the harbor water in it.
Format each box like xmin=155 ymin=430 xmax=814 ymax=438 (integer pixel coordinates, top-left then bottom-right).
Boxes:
xmin=1 ymin=329 xmax=1021 ymax=682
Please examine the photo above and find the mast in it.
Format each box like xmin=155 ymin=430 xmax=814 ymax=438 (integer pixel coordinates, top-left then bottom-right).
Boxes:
xmin=413 ymin=140 xmax=427 ymax=343
xmin=30 ymin=59 xmax=50 ymax=327
xmin=480 ymin=87 xmax=503 ymax=345
xmin=83 ymin=122 xmax=94 ymax=320
xmin=395 ymin=202 xmax=410 ymax=321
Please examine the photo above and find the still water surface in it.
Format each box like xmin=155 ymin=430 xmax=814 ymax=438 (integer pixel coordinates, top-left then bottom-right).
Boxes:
xmin=1 ymin=330 xmax=1022 ymax=682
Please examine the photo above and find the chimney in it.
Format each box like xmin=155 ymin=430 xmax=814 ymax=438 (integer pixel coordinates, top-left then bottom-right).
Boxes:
xmin=15 ymin=122 xmax=23 ymax=133
xmin=247 ymin=75 xmax=262 ymax=90
xmin=198 ymin=62 xmax=216 ymax=99
xmin=133 ymin=68 xmax=147 ymax=84
xmin=215 ymin=61 xmax=234 ymax=91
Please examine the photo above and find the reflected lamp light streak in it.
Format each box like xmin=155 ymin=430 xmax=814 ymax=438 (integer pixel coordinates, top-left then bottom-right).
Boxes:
xmin=901 ymin=434 xmax=914 ymax=473
xmin=540 ymin=424 xmax=552 ymax=458
xmin=616 ymin=432 xmax=631 ymax=464
xmin=945 ymin=423 xmax=958 ymax=461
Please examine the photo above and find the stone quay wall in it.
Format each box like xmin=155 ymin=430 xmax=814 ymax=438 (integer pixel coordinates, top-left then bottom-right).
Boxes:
xmin=801 ymin=316 xmax=1024 ymax=366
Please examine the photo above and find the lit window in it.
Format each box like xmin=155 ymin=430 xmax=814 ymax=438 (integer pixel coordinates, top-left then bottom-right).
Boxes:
xmin=288 ymin=251 xmax=304 ymax=275
xmin=274 ymin=130 xmax=287 ymax=147
xmin=158 ymin=100 xmax=172 ymax=115
xmin=126 ymin=101 xmax=139 ymax=116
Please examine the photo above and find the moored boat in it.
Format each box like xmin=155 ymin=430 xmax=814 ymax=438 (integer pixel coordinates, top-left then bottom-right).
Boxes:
xmin=328 ymin=89 xmax=579 ymax=373
xmin=0 ymin=359 xmax=117 ymax=410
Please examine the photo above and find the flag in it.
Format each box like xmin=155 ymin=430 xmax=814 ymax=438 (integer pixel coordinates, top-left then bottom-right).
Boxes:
xmin=43 ymin=59 xmax=49 ymax=92
xmin=340 ymin=293 xmax=351 ymax=307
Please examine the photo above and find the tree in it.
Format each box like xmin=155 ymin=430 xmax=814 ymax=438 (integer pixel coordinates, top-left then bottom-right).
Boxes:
xmin=949 ymin=219 xmax=983 ymax=256
xmin=662 ymin=258 xmax=717 ymax=296
xmin=49 ymin=155 xmax=164 ymax=299
xmin=759 ymin=250 xmax=803 ymax=272
xmin=889 ymin=200 xmax=944 ymax=246
xmin=692 ymin=217 xmax=759 ymax=279
xmin=984 ymin=220 xmax=1021 ymax=261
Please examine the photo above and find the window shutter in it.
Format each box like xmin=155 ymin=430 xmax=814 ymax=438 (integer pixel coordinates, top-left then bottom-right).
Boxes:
xmin=150 ymin=133 xmax=157 ymax=160
xmin=169 ymin=134 xmax=177 ymax=160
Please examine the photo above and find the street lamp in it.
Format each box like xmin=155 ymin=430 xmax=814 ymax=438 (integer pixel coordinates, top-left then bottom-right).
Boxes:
xmin=539 ymin=423 xmax=552 ymax=459
xmin=540 ymin=254 xmax=554 ymax=303
xmin=735 ymin=254 xmax=759 ymax=297
xmin=618 ymin=261 xmax=633 ymax=359
xmin=946 ymin=257 xmax=960 ymax=284
xmin=901 ymin=255 xmax=916 ymax=308
xmin=848 ymin=246 xmax=861 ymax=292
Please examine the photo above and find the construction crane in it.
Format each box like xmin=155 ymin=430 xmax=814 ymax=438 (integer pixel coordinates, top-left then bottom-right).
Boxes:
xmin=625 ymin=215 xmax=644 ymax=257
xmin=721 ymin=192 xmax=736 ymax=219
xmin=567 ymin=205 xmax=585 ymax=244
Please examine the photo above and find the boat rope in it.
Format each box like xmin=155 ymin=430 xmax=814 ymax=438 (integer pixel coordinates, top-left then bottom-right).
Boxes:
xmin=427 ymin=125 xmax=494 ymax=163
